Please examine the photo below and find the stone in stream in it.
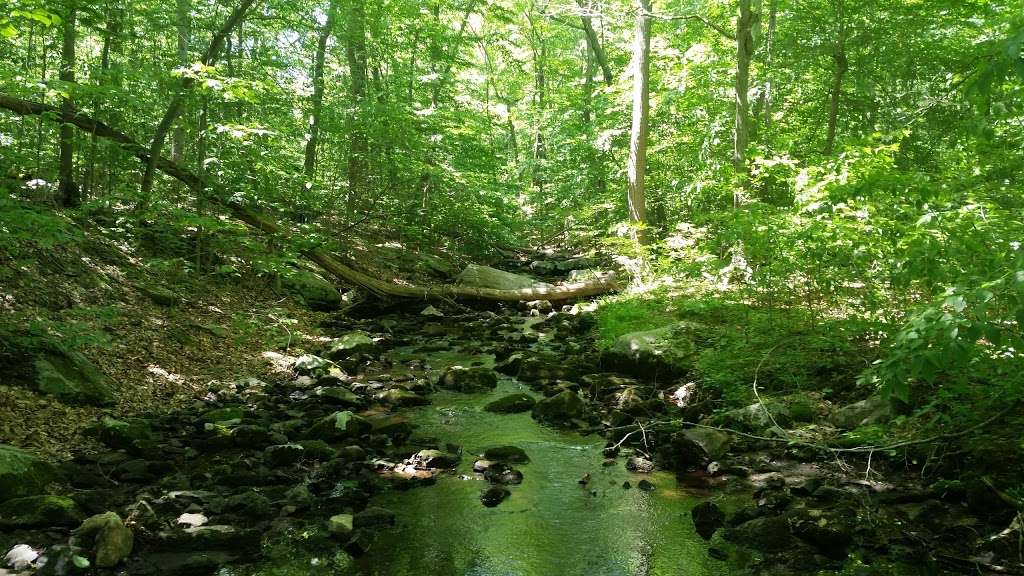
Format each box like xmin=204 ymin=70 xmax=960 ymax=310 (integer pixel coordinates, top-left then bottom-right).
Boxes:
xmin=325 ymin=332 xmax=381 ymax=361
xmin=690 ymin=502 xmax=725 ymax=541
xmin=626 ymin=456 xmax=655 ymax=473
xmin=264 ymin=444 xmax=305 ymax=467
xmin=316 ymin=386 xmax=363 ymax=407
xmin=437 ymin=366 xmax=498 ymax=393
xmin=200 ymin=406 xmax=245 ymax=424
xmin=305 ymin=411 xmax=371 ymax=442
xmin=353 ymin=507 xmax=396 ymax=530
xmin=724 ymin=515 xmax=796 ymax=553
xmin=480 ymin=486 xmax=511 ymax=507
xmin=377 ymin=388 xmax=430 ymax=406
xmin=668 ymin=428 xmax=733 ymax=471
xmin=483 ymin=463 xmax=523 ymax=485
xmin=455 ymin=264 xmax=551 ymax=291
xmin=72 ymin=511 xmax=134 ymax=568
xmin=411 ymin=449 xmax=460 ymax=469
xmin=637 ymin=479 xmax=656 ymax=492
xmin=484 ymin=393 xmax=536 ymax=414
xmin=483 ymin=445 xmax=530 ymax=464
xmin=0 ymin=495 xmax=85 ymax=528
xmin=531 ymin=390 xmax=587 ymax=426
xmin=0 ymin=445 xmax=55 ymax=502
xmin=328 ymin=513 xmax=354 ymax=539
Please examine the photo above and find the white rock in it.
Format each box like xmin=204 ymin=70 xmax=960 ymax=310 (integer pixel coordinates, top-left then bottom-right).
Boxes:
xmin=176 ymin=512 xmax=208 ymax=528
xmin=4 ymin=544 xmax=38 ymax=570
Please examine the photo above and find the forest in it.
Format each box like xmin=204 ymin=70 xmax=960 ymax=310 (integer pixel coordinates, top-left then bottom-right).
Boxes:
xmin=0 ymin=0 xmax=1022 ymax=574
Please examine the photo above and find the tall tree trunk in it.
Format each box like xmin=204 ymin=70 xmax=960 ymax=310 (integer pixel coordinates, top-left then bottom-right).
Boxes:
xmin=576 ymin=0 xmax=613 ymax=85
xmin=627 ymin=0 xmax=651 ymax=244
xmin=345 ymin=0 xmax=369 ymax=214
xmin=58 ymin=1 xmax=79 ymax=207
xmin=304 ymin=2 xmax=337 ymax=179
xmin=823 ymin=0 xmax=847 ymax=155
xmin=757 ymin=0 xmax=777 ymax=132
xmin=733 ymin=0 xmax=757 ymax=201
xmin=140 ymin=0 xmax=257 ymax=196
xmin=171 ymin=0 xmax=191 ymax=164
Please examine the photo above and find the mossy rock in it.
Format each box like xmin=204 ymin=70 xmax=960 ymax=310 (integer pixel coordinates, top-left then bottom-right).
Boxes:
xmin=136 ymin=284 xmax=180 ymax=306
xmin=437 ymin=366 xmax=498 ymax=393
xmin=32 ymin=350 xmax=115 ymax=406
xmin=601 ymin=322 xmax=701 ymax=379
xmin=282 ymin=269 xmax=342 ymax=312
xmin=484 ymin=393 xmax=536 ymax=414
xmin=532 ymin=390 xmax=587 ymax=427
xmin=305 ymin=411 xmax=371 ymax=442
xmin=0 ymin=444 xmax=55 ymax=502
xmin=93 ymin=416 xmax=153 ymax=452
xmin=0 ymin=495 xmax=85 ymax=528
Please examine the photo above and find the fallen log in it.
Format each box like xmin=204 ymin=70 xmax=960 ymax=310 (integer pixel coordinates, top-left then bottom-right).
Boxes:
xmin=0 ymin=94 xmax=619 ymax=302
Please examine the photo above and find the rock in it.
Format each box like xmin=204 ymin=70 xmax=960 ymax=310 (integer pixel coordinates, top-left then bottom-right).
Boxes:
xmin=176 ymin=513 xmax=208 ymax=527
xmin=92 ymin=416 xmax=152 ymax=452
xmin=481 ymin=486 xmax=510 ymax=507
xmin=377 ymin=388 xmax=429 ymax=406
xmin=789 ymin=509 xmax=852 ymax=558
xmin=316 ymin=386 xmax=362 ymax=407
xmin=296 ymin=440 xmax=335 ymax=460
xmin=412 ymin=450 xmax=460 ymax=469
xmin=601 ymin=322 xmax=700 ymax=378
xmin=282 ymin=269 xmax=341 ymax=311
xmin=691 ymin=502 xmax=725 ymax=540
xmin=483 ymin=463 xmax=523 ymax=485
xmin=154 ymin=524 xmax=262 ymax=557
xmin=626 ymin=456 xmax=655 ymax=473
xmin=293 ymin=354 xmax=330 ymax=374
xmin=483 ymin=445 xmax=530 ymax=464
xmin=578 ymin=473 xmax=590 ymax=485
xmin=724 ymin=516 xmax=796 ymax=553
xmin=223 ymin=491 xmax=273 ymax=519
xmin=455 ymin=264 xmax=552 ymax=291
xmin=336 ymin=445 xmax=368 ymax=461
xmin=713 ymin=402 xmax=792 ymax=433
xmin=72 ymin=512 xmax=133 ymax=568
xmin=484 ymin=393 xmax=536 ymax=413
xmin=264 ymin=444 xmax=305 ymax=467
xmin=0 ymin=495 xmax=85 ymax=528
xmin=31 ymin=350 xmax=115 ymax=406
xmin=306 ymin=411 xmax=371 ymax=442
xmin=365 ymin=413 xmax=412 ymax=438
xmin=531 ymin=390 xmax=587 ymax=426
xmin=472 ymin=459 xmax=493 ymax=472
xmin=325 ymin=332 xmax=380 ymax=361
xmin=231 ymin=425 xmax=274 ymax=447
xmin=200 ymin=406 xmax=244 ymax=424
xmin=353 ymin=507 xmax=395 ymax=529
xmin=637 ymin=479 xmax=656 ymax=491
xmin=0 ymin=445 xmax=55 ymax=502
xmin=831 ymin=395 xmax=893 ymax=430
xmin=420 ymin=305 xmax=444 ymax=317
xmin=328 ymin=513 xmax=354 ymax=538
xmin=136 ymin=284 xmax=179 ymax=306
xmin=437 ymin=366 xmax=498 ymax=392
xmin=4 ymin=544 xmax=39 ymax=570
xmin=671 ymin=428 xmax=733 ymax=469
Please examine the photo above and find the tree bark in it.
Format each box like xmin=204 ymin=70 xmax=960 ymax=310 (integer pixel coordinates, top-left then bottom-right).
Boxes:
xmin=345 ymin=0 xmax=369 ymax=213
xmin=757 ymin=0 xmax=777 ymax=132
xmin=823 ymin=0 xmax=847 ymax=155
xmin=58 ymin=1 xmax=79 ymax=207
xmin=627 ymin=0 xmax=651 ymax=244
xmin=140 ymin=0 xmax=257 ymax=195
xmin=304 ymin=2 xmax=337 ymax=179
xmin=0 ymin=94 xmax=620 ymax=302
xmin=171 ymin=0 xmax=191 ymax=164
xmin=576 ymin=0 xmax=613 ymax=85
xmin=733 ymin=0 xmax=757 ymax=200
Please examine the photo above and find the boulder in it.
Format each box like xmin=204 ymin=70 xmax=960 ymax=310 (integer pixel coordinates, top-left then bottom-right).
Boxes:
xmin=483 ymin=446 xmax=530 ymax=464
xmin=293 ymin=354 xmax=330 ymax=375
xmin=532 ymin=390 xmax=587 ymax=426
xmin=691 ymin=502 xmax=725 ymax=540
xmin=325 ymin=332 xmax=380 ymax=361
xmin=437 ymin=366 xmax=498 ymax=393
xmin=483 ymin=463 xmax=523 ymax=485
xmin=328 ymin=513 xmax=354 ymax=539
xmin=92 ymin=416 xmax=152 ymax=452
xmin=713 ymin=401 xmax=792 ymax=433
xmin=0 ymin=495 xmax=85 ymax=528
xmin=724 ymin=516 xmax=796 ymax=553
xmin=306 ymin=411 xmax=371 ymax=442
xmin=480 ymin=486 xmax=510 ymax=507
xmin=31 ymin=350 xmax=115 ymax=406
xmin=281 ymin=269 xmax=341 ymax=311
xmin=831 ymin=395 xmax=893 ymax=430
xmin=0 ymin=445 xmax=55 ymax=502
xmin=626 ymin=456 xmax=655 ymax=473
xmin=377 ymin=388 xmax=429 ymax=406
xmin=136 ymin=284 xmax=180 ymax=306
xmin=200 ymin=406 xmax=245 ymax=424
xmin=316 ymin=386 xmax=362 ymax=407
xmin=455 ymin=264 xmax=551 ymax=291
xmin=264 ymin=444 xmax=305 ymax=467
xmin=672 ymin=428 xmax=732 ymax=468
xmin=484 ymin=393 xmax=536 ymax=413
xmin=601 ymin=322 xmax=700 ymax=378
xmin=411 ymin=450 xmax=460 ymax=469
xmin=72 ymin=512 xmax=134 ymax=568
xmin=353 ymin=507 xmax=395 ymax=530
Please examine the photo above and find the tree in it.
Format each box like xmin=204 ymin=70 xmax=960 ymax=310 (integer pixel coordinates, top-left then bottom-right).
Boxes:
xmin=627 ymin=0 xmax=651 ymax=243
xmin=344 ymin=0 xmax=369 ymax=213
xmin=171 ymin=0 xmax=191 ymax=164
xmin=304 ymin=1 xmax=337 ymax=179
xmin=733 ymin=0 xmax=758 ymax=198
xmin=57 ymin=0 xmax=78 ymax=207
xmin=823 ymin=0 xmax=847 ymax=155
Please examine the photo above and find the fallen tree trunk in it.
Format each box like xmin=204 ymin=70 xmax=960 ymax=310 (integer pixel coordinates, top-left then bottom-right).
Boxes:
xmin=0 ymin=94 xmax=619 ymax=302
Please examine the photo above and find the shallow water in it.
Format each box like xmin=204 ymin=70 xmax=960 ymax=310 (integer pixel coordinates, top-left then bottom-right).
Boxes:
xmin=343 ymin=379 xmax=732 ymax=576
